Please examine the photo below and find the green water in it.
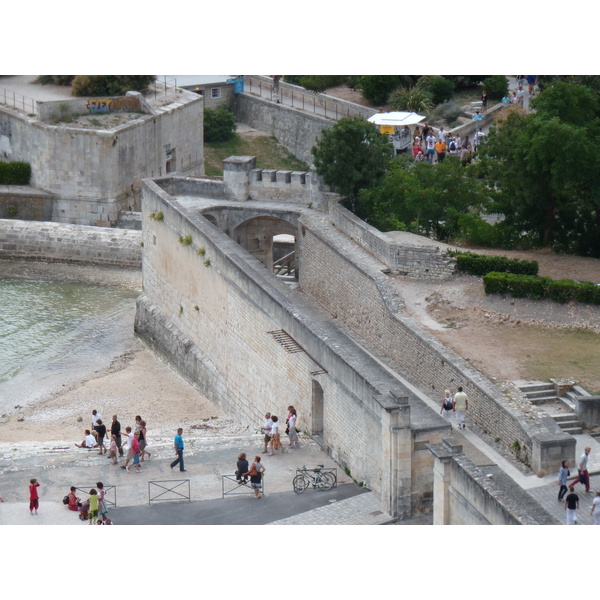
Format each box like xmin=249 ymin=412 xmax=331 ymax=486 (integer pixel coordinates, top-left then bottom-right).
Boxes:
xmin=0 ymin=278 xmax=138 ymax=397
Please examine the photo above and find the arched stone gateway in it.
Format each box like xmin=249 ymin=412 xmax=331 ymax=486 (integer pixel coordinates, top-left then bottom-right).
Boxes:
xmin=232 ymin=215 xmax=296 ymax=273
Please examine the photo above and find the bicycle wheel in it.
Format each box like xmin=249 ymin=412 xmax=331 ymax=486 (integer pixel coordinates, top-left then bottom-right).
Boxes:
xmin=316 ymin=471 xmax=335 ymax=491
xmin=322 ymin=471 xmax=336 ymax=489
xmin=293 ymin=474 xmax=309 ymax=494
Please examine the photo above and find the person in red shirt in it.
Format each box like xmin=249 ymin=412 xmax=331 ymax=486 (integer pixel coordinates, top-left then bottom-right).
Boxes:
xmin=29 ymin=478 xmax=40 ymax=515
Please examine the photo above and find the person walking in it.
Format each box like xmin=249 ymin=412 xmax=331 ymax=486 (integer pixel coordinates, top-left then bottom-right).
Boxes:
xmin=558 ymin=460 xmax=570 ymax=501
xmin=453 ymin=386 xmax=469 ymax=429
xmin=108 ymin=434 xmax=118 ymax=465
xmin=245 ymin=456 xmax=265 ymax=499
xmin=91 ymin=410 xmax=102 ymax=439
xmin=88 ymin=488 xmax=99 ymax=525
xmin=434 ymin=138 xmax=447 ymax=164
xmin=591 ymin=491 xmax=600 ymax=525
xmin=571 ymin=447 xmax=591 ymax=493
xmin=139 ymin=420 xmax=151 ymax=462
xmin=262 ymin=412 xmax=273 ymax=454
xmin=440 ymin=390 xmax=454 ymax=426
xmin=128 ymin=431 xmax=142 ymax=473
xmin=94 ymin=419 xmax=107 ymax=455
xmin=29 ymin=478 xmax=40 ymax=515
xmin=96 ymin=481 xmax=109 ymax=522
xmin=111 ymin=415 xmax=123 ymax=458
xmin=564 ymin=485 xmax=579 ymax=525
xmin=286 ymin=406 xmax=299 ymax=448
xmin=170 ymin=428 xmax=186 ymax=472
xmin=120 ymin=426 xmax=134 ymax=470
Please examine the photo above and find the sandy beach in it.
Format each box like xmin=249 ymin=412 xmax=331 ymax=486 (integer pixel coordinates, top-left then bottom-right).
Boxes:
xmin=0 ymin=260 xmax=237 ymax=445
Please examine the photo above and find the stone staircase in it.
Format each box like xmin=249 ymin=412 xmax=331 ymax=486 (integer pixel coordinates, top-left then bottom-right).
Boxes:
xmin=518 ymin=382 xmax=583 ymax=435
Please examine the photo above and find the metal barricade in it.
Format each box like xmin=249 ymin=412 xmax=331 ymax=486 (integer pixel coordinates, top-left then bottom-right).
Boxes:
xmin=148 ymin=479 xmax=191 ymax=505
xmin=222 ymin=474 xmax=264 ymax=498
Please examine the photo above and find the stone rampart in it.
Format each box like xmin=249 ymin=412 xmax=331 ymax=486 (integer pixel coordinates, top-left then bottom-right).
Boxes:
xmin=0 ymin=89 xmax=203 ymax=225
xmin=0 ymin=219 xmax=141 ymax=267
xmin=136 ymin=179 xmax=451 ymax=518
xmin=298 ymin=213 xmax=575 ymax=476
xmin=235 ymin=93 xmax=333 ymax=165
xmin=330 ymin=202 xmax=456 ymax=279
xmin=430 ymin=439 xmax=559 ymax=525
xmin=0 ymin=187 xmax=56 ymax=221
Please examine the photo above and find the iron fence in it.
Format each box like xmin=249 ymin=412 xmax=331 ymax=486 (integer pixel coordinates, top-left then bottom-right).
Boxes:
xmin=0 ymin=87 xmax=37 ymax=115
xmin=74 ymin=485 xmax=117 ymax=509
xmin=222 ymin=473 xmax=264 ymax=498
xmin=244 ymin=76 xmax=375 ymax=121
xmin=148 ymin=479 xmax=191 ymax=504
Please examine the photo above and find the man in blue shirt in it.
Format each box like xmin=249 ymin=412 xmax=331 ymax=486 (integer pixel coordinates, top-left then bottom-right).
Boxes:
xmin=170 ymin=428 xmax=186 ymax=472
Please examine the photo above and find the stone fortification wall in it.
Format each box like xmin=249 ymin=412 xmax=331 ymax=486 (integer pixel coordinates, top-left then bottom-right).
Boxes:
xmin=0 ymin=219 xmax=141 ymax=267
xmin=235 ymin=93 xmax=333 ymax=165
xmin=298 ymin=215 xmax=575 ymax=476
xmin=0 ymin=91 xmax=203 ymax=225
xmin=136 ymin=180 xmax=450 ymax=518
xmin=430 ymin=439 xmax=559 ymax=525
xmin=0 ymin=187 xmax=55 ymax=221
xmin=330 ymin=202 xmax=456 ymax=279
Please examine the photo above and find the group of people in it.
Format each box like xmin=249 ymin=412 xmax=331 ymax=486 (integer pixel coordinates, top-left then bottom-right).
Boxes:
xmin=411 ymin=123 xmax=484 ymax=167
xmin=65 ymin=481 xmax=112 ymax=524
xmin=75 ymin=411 xmax=151 ymax=473
xmin=558 ymin=446 xmax=599 ymax=525
xmin=261 ymin=406 xmax=299 ymax=456
xmin=439 ymin=387 xmax=469 ymax=429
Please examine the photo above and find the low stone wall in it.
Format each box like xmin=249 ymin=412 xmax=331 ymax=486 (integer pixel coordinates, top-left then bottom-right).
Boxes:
xmin=0 ymin=219 xmax=142 ymax=267
xmin=575 ymin=395 xmax=600 ymax=430
xmin=235 ymin=93 xmax=333 ymax=165
xmin=0 ymin=187 xmax=55 ymax=221
xmin=430 ymin=439 xmax=559 ymax=525
xmin=330 ymin=202 xmax=456 ymax=279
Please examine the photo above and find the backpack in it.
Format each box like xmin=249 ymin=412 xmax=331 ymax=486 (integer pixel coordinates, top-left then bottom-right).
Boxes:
xmin=449 ymin=141 xmax=456 ymax=151
xmin=444 ymin=399 xmax=453 ymax=411
xmin=62 ymin=495 xmax=70 ymax=505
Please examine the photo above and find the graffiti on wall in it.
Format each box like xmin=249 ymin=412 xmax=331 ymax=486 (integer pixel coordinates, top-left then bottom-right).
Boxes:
xmin=86 ymin=96 xmax=142 ymax=114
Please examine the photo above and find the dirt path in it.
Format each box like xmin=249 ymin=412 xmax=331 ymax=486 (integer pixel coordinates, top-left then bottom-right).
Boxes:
xmin=390 ymin=248 xmax=600 ymax=393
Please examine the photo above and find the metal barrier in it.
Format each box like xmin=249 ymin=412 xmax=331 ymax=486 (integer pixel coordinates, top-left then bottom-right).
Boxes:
xmin=148 ymin=479 xmax=191 ymax=505
xmin=74 ymin=485 xmax=117 ymax=508
xmin=0 ymin=87 xmax=38 ymax=115
xmin=222 ymin=474 xmax=264 ymax=498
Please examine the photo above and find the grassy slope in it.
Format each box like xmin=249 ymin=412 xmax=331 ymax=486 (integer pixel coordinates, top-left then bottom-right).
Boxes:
xmin=204 ymin=134 xmax=309 ymax=176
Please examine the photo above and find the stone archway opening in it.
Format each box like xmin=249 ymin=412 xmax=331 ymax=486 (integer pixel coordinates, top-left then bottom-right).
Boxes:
xmin=233 ymin=216 xmax=297 ymax=282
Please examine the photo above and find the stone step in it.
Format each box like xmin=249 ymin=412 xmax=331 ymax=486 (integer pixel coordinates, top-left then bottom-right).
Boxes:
xmin=525 ymin=389 xmax=558 ymax=399
xmin=530 ymin=395 xmax=559 ymax=405
xmin=551 ymin=414 xmax=579 ymax=423
xmin=556 ymin=419 xmax=581 ymax=428
xmin=562 ymin=426 xmax=583 ymax=435
xmin=519 ymin=383 xmax=555 ymax=393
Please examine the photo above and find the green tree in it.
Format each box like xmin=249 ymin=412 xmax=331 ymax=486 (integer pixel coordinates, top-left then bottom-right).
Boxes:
xmin=388 ymin=87 xmax=434 ymax=113
xmin=72 ymin=75 xmax=155 ymax=96
xmin=204 ymin=107 xmax=237 ymax=142
xmin=358 ymin=75 xmax=401 ymax=105
xmin=482 ymin=75 xmax=508 ymax=101
xmin=359 ymin=156 xmax=493 ymax=240
xmin=479 ymin=81 xmax=600 ymax=255
xmin=311 ymin=117 xmax=393 ymax=213
xmin=416 ymin=75 xmax=455 ymax=105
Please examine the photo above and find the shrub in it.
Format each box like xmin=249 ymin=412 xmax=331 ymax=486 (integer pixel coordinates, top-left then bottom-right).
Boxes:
xmin=430 ymin=100 xmax=464 ymax=126
xmin=72 ymin=75 xmax=155 ymax=97
xmin=482 ymin=75 xmax=509 ymax=101
xmin=204 ymin=107 xmax=237 ymax=143
xmin=388 ymin=87 xmax=433 ymax=113
xmin=358 ymin=75 xmax=401 ymax=105
xmin=451 ymin=251 xmax=539 ymax=276
xmin=299 ymin=75 xmax=345 ymax=92
xmin=416 ymin=75 xmax=455 ymax=105
xmin=0 ymin=161 xmax=31 ymax=185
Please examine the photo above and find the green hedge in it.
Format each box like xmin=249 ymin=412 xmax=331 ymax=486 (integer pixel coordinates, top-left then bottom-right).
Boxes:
xmin=450 ymin=250 xmax=539 ymax=276
xmin=0 ymin=162 xmax=31 ymax=185
xmin=483 ymin=272 xmax=600 ymax=305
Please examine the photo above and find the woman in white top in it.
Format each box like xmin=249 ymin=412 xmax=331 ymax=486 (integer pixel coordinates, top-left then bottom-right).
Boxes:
xmin=440 ymin=390 xmax=454 ymax=425
xmin=269 ymin=416 xmax=284 ymax=455
xmin=287 ymin=406 xmax=299 ymax=448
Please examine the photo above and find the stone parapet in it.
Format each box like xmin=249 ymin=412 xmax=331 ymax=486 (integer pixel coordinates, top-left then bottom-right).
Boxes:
xmin=0 ymin=219 xmax=142 ymax=267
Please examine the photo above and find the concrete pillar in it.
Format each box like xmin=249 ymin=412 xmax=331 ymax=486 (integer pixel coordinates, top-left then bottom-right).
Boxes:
xmin=429 ymin=437 xmax=462 ymax=525
xmin=223 ymin=156 xmax=256 ymax=201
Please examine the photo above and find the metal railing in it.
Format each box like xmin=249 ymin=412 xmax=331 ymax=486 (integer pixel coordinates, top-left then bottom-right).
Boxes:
xmin=148 ymin=479 xmax=191 ymax=504
xmin=222 ymin=474 xmax=265 ymax=498
xmin=244 ymin=76 xmax=375 ymax=121
xmin=0 ymin=87 xmax=38 ymax=115
xmin=74 ymin=485 xmax=117 ymax=509
xmin=273 ymin=250 xmax=296 ymax=278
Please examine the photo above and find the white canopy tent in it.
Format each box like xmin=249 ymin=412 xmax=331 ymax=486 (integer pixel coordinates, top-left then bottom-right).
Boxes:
xmin=367 ymin=111 xmax=426 ymax=126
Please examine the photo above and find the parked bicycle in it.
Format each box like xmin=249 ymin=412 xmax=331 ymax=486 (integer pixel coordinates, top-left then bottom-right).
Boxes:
xmin=293 ymin=465 xmax=336 ymax=494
